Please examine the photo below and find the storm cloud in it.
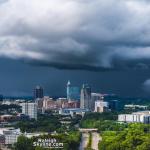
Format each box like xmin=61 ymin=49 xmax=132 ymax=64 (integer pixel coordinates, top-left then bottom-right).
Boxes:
xmin=0 ymin=0 xmax=150 ymax=70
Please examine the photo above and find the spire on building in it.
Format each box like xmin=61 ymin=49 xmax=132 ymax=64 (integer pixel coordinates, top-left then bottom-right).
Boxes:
xmin=67 ymin=80 xmax=71 ymax=86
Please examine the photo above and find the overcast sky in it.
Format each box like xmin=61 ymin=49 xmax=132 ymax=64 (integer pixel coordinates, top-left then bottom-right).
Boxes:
xmin=0 ymin=0 xmax=150 ymax=97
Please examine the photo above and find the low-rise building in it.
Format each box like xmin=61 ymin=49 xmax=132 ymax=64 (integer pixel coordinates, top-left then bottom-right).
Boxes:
xmin=95 ymin=101 xmax=109 ymax=112
xmin=0 ymin=128 xmax=48 ymax=145
xmin=0 ymin=128 xmax=21 ymax=145
xmin=0 ymin=115 xmax=16 ymax=122
xmin=118 ymin=111 xmax=150 ymax=124
xmin=43 ymin=96 xmax=57 ymax=110
xmin=91 ymin=93 xmax=104 ymax=111
xmin=124 ymin=104 xmax=148 ymax=110
xmin=62 ymin=101 xmax=80 ymax=109
xmin=59 ymin=108 xmax=89 ymax=117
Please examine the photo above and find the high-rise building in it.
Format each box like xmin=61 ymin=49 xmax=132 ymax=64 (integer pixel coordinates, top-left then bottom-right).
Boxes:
xmin=21 ymin=102 xmax=37 ymax=120
xmin=34 ymin=85 xmax=43 ymax=99
xmin=80 ymin=84 xmax=91 ymax=110
xmin=67 ymin=81 xmax=80 ymax=101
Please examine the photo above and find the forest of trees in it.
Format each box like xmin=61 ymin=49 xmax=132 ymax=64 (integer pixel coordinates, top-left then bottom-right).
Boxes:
xmin=99 ymin=123 xmax=150 ymax=150
xmin=15 ymin=114 xmax=62 ymax=133
xmin=80 ymin=112 xmax=128 ymax=131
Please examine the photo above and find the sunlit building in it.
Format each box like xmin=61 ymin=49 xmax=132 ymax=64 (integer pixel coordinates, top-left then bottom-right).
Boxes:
xmin=21 ymin=102 xmax=37 ymax=120
xmin=118 ymin=111 xmax=150 ymax=124
xmin=80 ymin=84 xmax=91 ymax=110
xmin=91 ymin=93 xmax=104 ymax=111
xmin=95 ymin=101 xmax=109 ymax=113
xmin=43 ymin=96 xmax=57 ymax=110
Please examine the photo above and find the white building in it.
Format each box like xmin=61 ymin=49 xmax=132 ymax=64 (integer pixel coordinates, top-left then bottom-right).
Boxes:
xmin=95 ymin=101 xmax=109 ymax=112
xmin=0 ymin=128 xmax=21 ymax=145
xmin=118 ymin=111 xmax=150 ymax=124
xmin=59 ymin=108 xmax=89 ymax=117
xmin=124 ymin=104 xmax=148 ymax=110
xmin=21 ymin=102 xmax=37 ymax=120
xmin=91 ymin=93 xmax=104 ymax=111
xmin=0 ymin=128 xmax=48 ymax=145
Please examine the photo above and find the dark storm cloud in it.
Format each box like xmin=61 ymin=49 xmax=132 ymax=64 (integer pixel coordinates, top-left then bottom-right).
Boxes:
xmin=0 ymin=0 xmax=150 ymax=70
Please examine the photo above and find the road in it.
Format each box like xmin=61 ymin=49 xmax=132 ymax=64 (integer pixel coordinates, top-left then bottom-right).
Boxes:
xmin=79 ymin=128 xmax=101 ymax=150
xmin=79 ymin=132 xmax=89 ymax=150
xmin=91 ymin=132 xmax=101 ymax=150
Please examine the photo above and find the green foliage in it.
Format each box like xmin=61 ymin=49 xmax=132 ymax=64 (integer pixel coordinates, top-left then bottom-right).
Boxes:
xmin=13 ymin=131 xmax=81 ymax=150
xmin=82 ymin=112 xmax=118 ymax=121
xmin=99 ymin=123 xmax=150 ymax=150
xmin=15 ymin=114 xmax=61 ymax=132
xmin=0 ymin=104 xmax=21 ymax=114
xmin=80 ymin=112 xmax=127 ymax=132
xmin=13 ymin=135 xmax=34 ymax=150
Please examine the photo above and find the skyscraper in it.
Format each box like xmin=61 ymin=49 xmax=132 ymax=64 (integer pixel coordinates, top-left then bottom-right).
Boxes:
xmin=67 ymin=81 xmax=80 ymax=101
xmin=67 ymin=80 xmax=71 ymax=100
xmin=34 ymin=85 xmax=43 ymax=99
xmin=80 ymin=84 xmax=91 ymax=110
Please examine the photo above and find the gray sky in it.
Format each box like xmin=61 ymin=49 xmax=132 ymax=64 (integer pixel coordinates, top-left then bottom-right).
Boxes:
xmin=0 ymin=0 xmax=150 ymax=97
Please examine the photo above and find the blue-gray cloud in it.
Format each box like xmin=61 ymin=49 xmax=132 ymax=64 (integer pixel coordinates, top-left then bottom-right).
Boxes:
xmin=0 ymin=0 xmax=150 ymax=71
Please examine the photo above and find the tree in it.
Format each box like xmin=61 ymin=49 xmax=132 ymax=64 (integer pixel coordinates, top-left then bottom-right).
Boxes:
xmin=14 ymin=135 xmax=34 ymax=150
xmin=99 ymin=123 xmax=150 ymax=150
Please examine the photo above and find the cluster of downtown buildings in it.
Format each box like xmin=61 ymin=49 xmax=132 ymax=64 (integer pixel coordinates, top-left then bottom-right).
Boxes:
xmin=19 ymin=81 xmax=150 ymax=124
xmin=24 ymin=81 xmax=119 ymax=119
xmin=0 ymin=81 xmax=149 ymax=123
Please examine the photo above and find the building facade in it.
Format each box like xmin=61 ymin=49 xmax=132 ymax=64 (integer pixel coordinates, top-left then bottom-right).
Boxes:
xmin=2 ymin=128 xmax=21 ymax=145
xmin=59 ymin=108 xmax=89 ymax=117
xmin=67 ymin=81 xmax=80 ymax=101
xmin=43 ymin=96 xmax=57 ymax=110
xmin=95 ymin=101 xmax=109 ymax=112
xmin=80 ymin=84 xmax=91 ymax=110
xmin=34 ymin=85 xmax=43 ymax=99
xmin=91 ymin=93 xmax=104 ymax=111
xmin=21 ymin=103 xmax=37 ymax=120
xmin=118 ymin=111 xmax=150 ymax=124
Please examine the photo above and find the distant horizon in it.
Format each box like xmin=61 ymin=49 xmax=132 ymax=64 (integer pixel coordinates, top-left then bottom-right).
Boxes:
xmin=2 ymin=94 xmax=150 ymax=99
